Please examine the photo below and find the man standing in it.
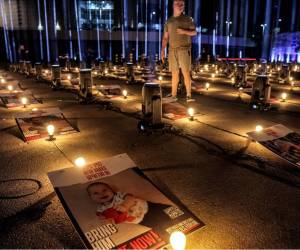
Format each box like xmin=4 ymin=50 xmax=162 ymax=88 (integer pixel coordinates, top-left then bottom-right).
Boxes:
xmin=161 ymin=0 xmax=197 ymax=102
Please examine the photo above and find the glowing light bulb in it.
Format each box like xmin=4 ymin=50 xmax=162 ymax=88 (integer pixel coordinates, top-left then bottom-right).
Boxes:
xmin=67 ymin=75 xmax=71 ymax=80
xmin=0 ymin=78 xmax=5 ymax=84
xmin=47 ymin=124 xmax=55 ymax=140
xmin=21 ymin=97 xmax=28 ymax=107
xmin=187 ymin=107 xmax=194 ymax=121
xmin=122 ymin=89 xmax=128 ymax=99
xmin=32 ymin=108 xmax=38 ymax=112
xmin=170 ymin=231 xmax=186 ymax=250
xmin=7 ymin=85 xmax=13 ymax=92
xmin=205 ymin=82 xmax=210 ymax=90
xmin=75 ymin=67 xmax=79 ymax=72
xmin=38 ymin=23 xmax=43 ymax=31
xmin=158 ymin=76 xmax=163 ymax=81
xmin=104 ymin=69 xmax=108 ymax=74
xmin=74 ymin=157 xmax=86 ymax=168
xmin=289 ymin=77 xmax=293 ymax=81
xmin=113 ymin=66 xmax=117 ymax=70
xmin=255 ymin=125 xmax=263 ymax=132
xmin=231 ymin=77 xmax=235 ymax=83
xmin=200 ymin=69 xmax=203 ymax=73
xmin=211 ymin=74 xmax=215 ymax=78
xmin=137 ymin=65 xmax=141 ymax=69
xmin=281 ymin=92 xmax=287 ymax=102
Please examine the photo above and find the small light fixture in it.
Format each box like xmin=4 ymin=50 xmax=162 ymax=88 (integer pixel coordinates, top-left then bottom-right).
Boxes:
xmin=7 ymin=85 xmax=13 ymax=92
xmin=74 ymin=157 xmax=86 ymax=168
xmin=231 ymin=77 xmax=235 ymax=83
xmin=47 ymin=124 xmax=55 ymax=141
xmin=170 ymin=231 xmax=186 ymax=250
xmin=32 ymin=108 xmax=38 ymax=112
xmin=255 ymin=125 xmax=263 ymax=132
xmin=137 ymin=65 xmax=141 ymax=69
xmin=289 ymin=77 xmax=293 ymax=82
xmin=158 ymin=76 xmax=163 ymax=82
xmin=122 ymin=89 xmax=128 ymax=99
xmin=38 ymin=23 xmax=43 ymax=31
xmin=55 ymin=22 xmax=61 ymax=31
xmin=104 ymin=69 xmax=108 ymax=74
xmin=75 ymin=67 xmax=79 ymax=72
xmin=67 ymin=75 xmax=71 ymax=80
xmin=200 ymin=69 xmax=203 ymax=73
xmin=211 ymin=73 xmax=215 ymax=79
xmin=0 ymin=78 xmax=5 ymax=84
xmin=187 ymin=107 xmax=194 ymax=121
xmin=205 ymin=82 xmax=210 ymax=90
xmin=21 ymin=97 xmax=28 ymax=108
xmin=281 ymin=92 xmax=287 ymax=102
xmin=113 ymin=66 xmax=117 ymax=70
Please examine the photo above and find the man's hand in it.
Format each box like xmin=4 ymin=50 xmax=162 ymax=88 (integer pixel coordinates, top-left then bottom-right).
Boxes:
xmin=176 ymin=28 xmax=186 ymax=35
xmin=161 ymin=50 xmax=165 ymax=63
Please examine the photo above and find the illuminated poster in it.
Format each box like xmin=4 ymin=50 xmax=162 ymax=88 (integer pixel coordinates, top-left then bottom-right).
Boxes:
xmin=0 ymin=91 xmax=40 ymax=108
xmin=162 ymin=98 xmax=189 ymax=120
xmin=247 ymin=124 xmax=300 ymax=167
xmin=16 ymin=107 xmax=78 ymax=142
xmin=48 ymin=154 xmax=204 ymax=249
xmin=97 ymin=85 xmax=122 ymax=98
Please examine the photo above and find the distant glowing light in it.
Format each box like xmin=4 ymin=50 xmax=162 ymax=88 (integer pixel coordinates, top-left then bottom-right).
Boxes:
xmin=47 ymin=124 xmax=55 ymax=140
xmin=38 ymin=23 xmax=43 ymax=30
xmin=187 ymin=107 xmax=194 ymax=121
xmin=7 ymin=85 xmax=13 ymax=92
xmin=67 ymin=75 xmax=71 ymax=80
xmin=205 ymin=82 xmax=210 ymax=90
xmin=21 ymin=97 xmax=28 ymax=107
xmin=281 ymin=92 xmax=287 ymax=102
xmin=1 ymin=78 xmax=5 ymax=84
xmin=122 ymin=89 xmax=128 ymax=99
xmin=170 ymin=231 xmax=186 ymax=250
xmin=255 ymin=125 xmax=263 ymax=132
xmin=74 ymin=157 xmax=86 ymax=168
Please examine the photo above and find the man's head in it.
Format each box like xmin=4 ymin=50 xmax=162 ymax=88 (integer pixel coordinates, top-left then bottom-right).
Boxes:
xmin=173 ymin=0 xmax=185 ymax=15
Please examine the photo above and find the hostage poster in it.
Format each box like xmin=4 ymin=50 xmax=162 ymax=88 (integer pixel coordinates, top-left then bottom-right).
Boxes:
xmin=16 ymin=107 xmax=78 ymax=141
xmin=247 ymin=124 xmax=300 ymax=167
xmin=48 ymin=154 xmax=204 ymax=249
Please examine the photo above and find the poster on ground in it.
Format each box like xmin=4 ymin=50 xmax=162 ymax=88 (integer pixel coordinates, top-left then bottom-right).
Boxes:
xmin=16 ymin=107 xmax=78 ymax=141
xmin=162 ymin=98 xmax=189 ymax=120
xmin=97 ymin=85 xmax=122 ymax=98
xmin=0 ymin=91 xmax=40 ymax=108
xmin=48 ymin=154 xmax=204 ymax=249
xmin=247 ymin=124 xmax=300 ymax=167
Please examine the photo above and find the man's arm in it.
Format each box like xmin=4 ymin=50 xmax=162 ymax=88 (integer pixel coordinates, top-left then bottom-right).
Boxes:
xmin=161 ymin=31 xmax=169 ymax=63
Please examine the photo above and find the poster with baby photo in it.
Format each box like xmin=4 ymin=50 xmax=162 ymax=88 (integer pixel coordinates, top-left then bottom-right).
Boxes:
xmin=247 ymin=124 xmax=300 ymax=167
xmin=48 ymin=154 xmax=205 ymax=250
xmin=16 ymin=107 xmax=78 ymax=142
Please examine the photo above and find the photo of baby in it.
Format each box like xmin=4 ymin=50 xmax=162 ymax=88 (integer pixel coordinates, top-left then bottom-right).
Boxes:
xmin=53 ymin=160 xmax=204 ymax=249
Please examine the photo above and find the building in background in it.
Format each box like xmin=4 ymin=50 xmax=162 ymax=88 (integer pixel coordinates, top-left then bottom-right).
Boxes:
xmin=0 ymin=0 xmax=300 ymax=63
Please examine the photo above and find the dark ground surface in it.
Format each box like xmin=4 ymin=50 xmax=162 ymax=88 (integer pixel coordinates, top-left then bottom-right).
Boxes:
xmin=0 ymin=70 xmax=300 ymax=249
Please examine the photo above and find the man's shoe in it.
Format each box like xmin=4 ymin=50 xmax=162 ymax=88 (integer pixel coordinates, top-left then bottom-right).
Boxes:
xmin=186 ymin=96 xmax=195 ymax=102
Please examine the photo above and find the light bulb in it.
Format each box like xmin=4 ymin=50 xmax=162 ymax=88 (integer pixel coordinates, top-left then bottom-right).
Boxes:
xmin=212 ymin=74 xmax=215 ymax=78
xmin=256 ymin=125 xmax=263 ymax=132
xmin=21 ymin=97 xmax=28 ymax=107
xmin=104 ymin=69 xmax=108 ymax=74
xmin=113 ymin=66 xmax=117 ymax=70
xmin=67 ymin=75 xmax=71 ymax=80
xmin=158 ymin=76 xmax=163 ymax=81
xmin=47 ymin=124 xmax=55 ymax=140
xmin=205 ymin=83 xmax=210 ymax=90
xmin=137 ymin=65 xmax=141 ymax=69
xmin=0 ymin=78 xmax=5 ymax=84
xmin=74 ymin=157 xmax=86 ymax=168
xmin=170 ymin=231 xmax=186 ymax=250
xmin=7 ymin=85 xmax=13 ymax=92
xmin=122 ymin=89 xmax=128 ymax=99
xmin=187 ymin=108 xmax=194 ymax=121
xmin=281 ymin=92 xmax=287 ymax=102
xmin=32 ymin=108 xmax=38 ymax=112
